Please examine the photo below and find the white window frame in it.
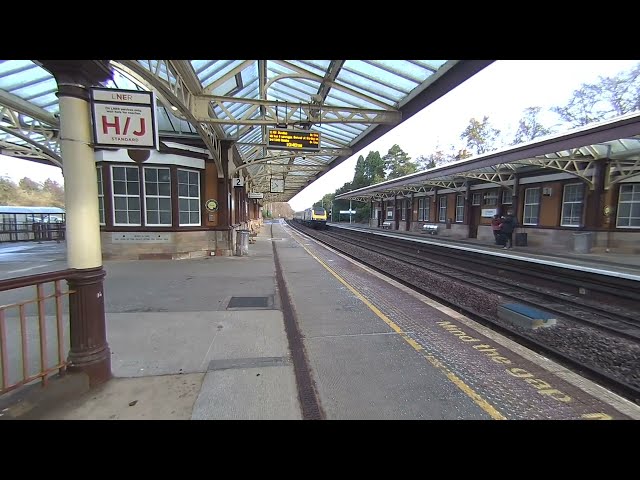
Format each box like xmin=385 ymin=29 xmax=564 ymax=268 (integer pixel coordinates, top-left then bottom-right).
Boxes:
xmin=472 ymin=192 xmax=481 ymax=206
xmin=560 ymin=183 xmax=584 ymax=227
xmin=523 ymin=187 xmax=540 ymax=225
xmin=143 ymin=166 xmax=172 ymax=227
xmin=502 ymin=189 xmax=513 ymax=205
xmin=386 ymin=206 xmax=394 ymax=219
xmin=111 ymin=165 xmax=141 ymax=226
xmin=438 ymin=196 xmax=447 ymax=222
xmin=455 ymin=194 xmax=464 ymax=223
xmin=401 ymin=199 xmax=407 ymax=221
xmin=178 ymin=168 xmax=201 ymax=227
xmin=616 ymin=183 xmax=640 ymax=228
xmin=483 ymin=191 xmax=499 ymax=206
xmin=418 ymin=197 xmax=430 ymax=221
xmin=97 ymin=167 xmax=105 ymax=225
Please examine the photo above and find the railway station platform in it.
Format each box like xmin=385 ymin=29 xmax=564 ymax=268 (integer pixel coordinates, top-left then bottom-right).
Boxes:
xmin=332 ymin=222 xmax=640 ymax=277
xmin=1 ymin=220 xmax=639 ymax=420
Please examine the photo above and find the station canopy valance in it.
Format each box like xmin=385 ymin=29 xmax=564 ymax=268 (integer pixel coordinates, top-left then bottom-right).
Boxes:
xmin=335 ymin=111 xmax=640 ymax=202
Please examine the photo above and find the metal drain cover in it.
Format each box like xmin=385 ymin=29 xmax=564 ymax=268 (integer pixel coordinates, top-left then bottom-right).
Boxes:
xmin=227 ymin=296 xmax=270 ymax=309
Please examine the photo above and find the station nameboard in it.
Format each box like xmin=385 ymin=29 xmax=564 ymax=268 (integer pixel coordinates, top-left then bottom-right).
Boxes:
xmin=90 ymin=88 xmax=159 ymax=150
xmin=266 ymin=128 xmax=320 ymax=151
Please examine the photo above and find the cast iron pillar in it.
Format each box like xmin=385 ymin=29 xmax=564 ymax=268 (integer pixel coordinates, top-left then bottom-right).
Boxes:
xmin=39 ymin=60 xmax=113 ymax=386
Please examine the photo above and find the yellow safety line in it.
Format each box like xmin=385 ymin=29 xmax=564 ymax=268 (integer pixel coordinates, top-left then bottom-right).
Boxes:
xmin=297 ymin=239 xmax=506 ymax=420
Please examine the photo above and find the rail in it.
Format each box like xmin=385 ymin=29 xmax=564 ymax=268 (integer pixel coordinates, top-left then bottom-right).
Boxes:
xmin=0 ymin=269 xmax=75 ymax=395
xmin=0 ymin=221 xmax=66 ymax=243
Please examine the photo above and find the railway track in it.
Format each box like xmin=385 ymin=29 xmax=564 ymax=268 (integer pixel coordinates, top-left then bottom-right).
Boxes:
xmin=326 ymin=228 xmax=640 ymax=341
xmin=286 ymin=220 xmax=640 ymax=404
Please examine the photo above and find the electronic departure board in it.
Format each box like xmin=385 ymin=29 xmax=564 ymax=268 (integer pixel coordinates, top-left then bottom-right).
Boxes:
xmin=266 ymin=128 xmax=320 ymax=151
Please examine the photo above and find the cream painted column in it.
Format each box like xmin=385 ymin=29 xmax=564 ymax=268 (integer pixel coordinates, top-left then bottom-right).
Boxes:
xmin=59 ymin=93 xmax=103 ymax=269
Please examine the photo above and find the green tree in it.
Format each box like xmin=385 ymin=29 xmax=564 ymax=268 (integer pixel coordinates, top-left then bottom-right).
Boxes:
xmin=383 ymin=144 xmax=417 ymax=179
xmin=415 ymin=154 xmax=436 ymax=170
xmin=363 ymin=151 xmax=385 ymax=185
xmin=42 ymin=178 xmax=65 ymax=208
xmin=512 ymin=107 xmax=554 ymax=145
xmin=551 ymin=63 xmax=640 ymax=127
xmin=460 ymin=116 xmax=502 ymax=155
xmin=18 ymin=177 xmax=41 ymax=193
xmin=415 ymin=148 xmax=452 ymax=170
xmin=352 ymin=155 xmax=369 ymax=189
xmin=0 ymin=177 xmax=19 ymax=205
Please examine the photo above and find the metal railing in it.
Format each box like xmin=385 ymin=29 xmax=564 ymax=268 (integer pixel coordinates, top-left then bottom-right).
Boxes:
xmin=0 ymin=269 xmax=74 ymax=395
xmin=0 ymin=221 xmax=66 ymax=243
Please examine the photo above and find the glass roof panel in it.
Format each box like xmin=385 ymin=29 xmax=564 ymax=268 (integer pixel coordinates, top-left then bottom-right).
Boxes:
xmin=324 ymin=87 xmax=392 ymax=110
xmin=1 ymin=59 xmax=493 ymax=201
xmin=9 ymin=78 xmax=58 ymax=100
xmin=288 ymin=60 xmax=331 ymax=77
xmin=0 ymin=60 xmax=35 ymax=76
xmin=367 ymin=60 xmax=437 ymax=83
xmin=340 ymin=60 xmax=420 ymax=101
xmin=195 ymin=60 xmax=248 ymax=93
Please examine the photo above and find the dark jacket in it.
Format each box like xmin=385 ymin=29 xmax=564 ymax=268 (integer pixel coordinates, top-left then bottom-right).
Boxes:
xmin=500 ymin=214 xmax=518 ymax=234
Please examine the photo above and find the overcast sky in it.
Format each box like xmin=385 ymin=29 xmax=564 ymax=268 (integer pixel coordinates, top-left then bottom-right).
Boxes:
xmin=1 ymin=60 xmax=638 ymax=211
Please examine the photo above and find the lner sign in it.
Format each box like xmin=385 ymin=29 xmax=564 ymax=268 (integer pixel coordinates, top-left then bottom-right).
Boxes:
xmin=266 ymin=128 xmax=320 ymax=151
xmin=90 ymin=88 xmax=159 ymax=150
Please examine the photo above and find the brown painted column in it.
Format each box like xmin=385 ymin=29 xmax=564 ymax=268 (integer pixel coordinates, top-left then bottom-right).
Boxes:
xmin=39 ymin=60 xmax=113 ymax=386
xmin=394 ymin=196 xmax=398 ymax=229
xmin=585 ymin=161 xmax=605 ymax=230
xmin=512 ymin=174 xmax=520 ymax=219
xmin=217 ymin=140 xmax=235 ymax=228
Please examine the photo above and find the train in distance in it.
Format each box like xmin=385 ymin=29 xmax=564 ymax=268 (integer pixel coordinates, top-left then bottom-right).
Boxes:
xmin=293 ymin=206 xmax=328 ymax=229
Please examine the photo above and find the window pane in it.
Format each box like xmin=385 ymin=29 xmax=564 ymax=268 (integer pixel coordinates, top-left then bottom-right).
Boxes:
xmin=146 ymin=183 xmax=158 ymax=195
xmin=190 ymin=212 xmax=200 ymax=224
xmin=113 ymin=181 xmax=126 ymax=195
xmin=189 ymin=185 xmax=199 ymax=197
xmin=618 ymin=204 xmax=630 ymax=217
xmin=114 ymin=197 xmax=127 ymax=209
xmin=127 ymin=181 xmax=139 ymax=194
xmin=126 ymin=168 xmax=139 ymax=181
xmin=129 ymin=211 xmax=140 ymax=224
xmin=112 ymin=167 xmax=125 ymax=181
xmin=179 ymin=212 xmax=189 ymax=224
xmin=160 ymin=212 xmax=172 ymax=225
xmin=159 ymin=184 xmax=170 ymax=196
xmin=179 ymin=199 xmax=188 ymax=211
xmin=159 ymin=198 xmax=171 ymax=210
xmin=158 ymin=169 xmax=171 ymax=182
xmin=146 ymin=198 xmax=158 ymax=210
xmin=146 ymin=211 xmax=159 ymax=224
xmin=189 ymin=199 xmax=199 ymax=211
xmin=189 ymin=171 xmax=198 ymax=184
xmin=115 ymin=211 xmax=127 ymax=223
xmin=178 ymin=170 xmax=188 ymax=183
xmin=128 ymin=197 xmax=140 ymax=210
xmin=178 ymin=184 xmax=188 ymax=197
xmin=145 ymin=168 xmax=157 ymax=182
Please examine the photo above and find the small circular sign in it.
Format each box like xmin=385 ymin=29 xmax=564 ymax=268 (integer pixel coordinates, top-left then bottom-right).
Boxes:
xmin=205 ymin=199 xmax=219 ymax=212
xmin=127 ymin=149 xmax=151 ymax=163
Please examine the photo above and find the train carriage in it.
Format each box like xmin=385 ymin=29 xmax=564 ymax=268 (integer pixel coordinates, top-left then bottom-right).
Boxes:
xmin=294 ymin=207 xmax=327 ymax=229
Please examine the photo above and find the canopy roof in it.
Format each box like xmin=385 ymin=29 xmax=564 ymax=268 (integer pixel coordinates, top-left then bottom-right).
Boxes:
xmin=335 ymin=111 xmax=640 ymax=201
xmin=0 ymin=60 xmax=493 ymax=202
